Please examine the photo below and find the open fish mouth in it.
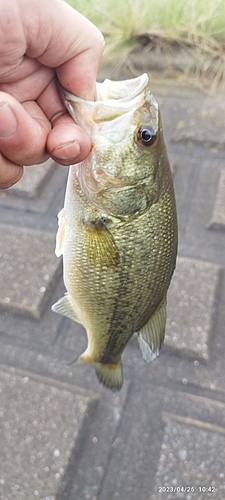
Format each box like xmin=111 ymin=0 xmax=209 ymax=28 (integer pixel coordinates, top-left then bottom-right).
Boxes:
xmin=57 ymin=73 xmax=155 ymax=127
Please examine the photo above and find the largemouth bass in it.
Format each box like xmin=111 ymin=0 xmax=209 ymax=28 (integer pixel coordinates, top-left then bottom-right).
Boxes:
xmin=52 ymin=73 xmax=177 ymax=391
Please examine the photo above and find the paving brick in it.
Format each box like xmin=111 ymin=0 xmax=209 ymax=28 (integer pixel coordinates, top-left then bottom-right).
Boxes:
xmin=207 ymin=169 xmax=225 ymax=230
xmin=0 ymin=365 xmax=98 ymax=500
xmin=98 ymin=384 xmax=225 ymax=500
xmin=0 ymin=224 xmax=60 ymax=319
xmin=170 ymin=96 xmax=225 ymax=149
xmin=56 ymin=382 xmax=130 ymax=500
xmin=0 ymin=164 xmax=68 ymax=214
xmin=152 ymin=416 xmax=225 ymax=499
xmin=7 ymin=160 xmax=55 ymax=198
xmin=167 ymin=148 xmax=225 ymax=269
xmin=165 ymin=257 xmax=221 ymax=360
xmin=0 ymin=280 xmax=65 ymax=345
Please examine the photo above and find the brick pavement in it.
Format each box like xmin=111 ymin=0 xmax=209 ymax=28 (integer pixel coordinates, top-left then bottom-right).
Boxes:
xmin=0 ymin=74 xmax=225 ymax=500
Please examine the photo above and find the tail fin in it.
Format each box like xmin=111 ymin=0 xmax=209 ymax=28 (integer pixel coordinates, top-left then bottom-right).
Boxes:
xmin=94 ymin=361 xmax=123 ymax=392
xmin=71 ymin=355 xmax=123 ymax=391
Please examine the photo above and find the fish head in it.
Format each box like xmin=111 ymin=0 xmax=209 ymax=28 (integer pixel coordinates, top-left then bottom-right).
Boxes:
xmin=58 ymin=73 xmax=168 ymax=217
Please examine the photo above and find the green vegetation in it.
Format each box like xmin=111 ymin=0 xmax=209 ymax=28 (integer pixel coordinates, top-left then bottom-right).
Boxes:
xmin=68 ymin=0 xmax=225 ymax=89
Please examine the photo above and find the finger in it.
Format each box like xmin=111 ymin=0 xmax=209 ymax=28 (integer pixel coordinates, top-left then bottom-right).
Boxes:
xmin=0 ymin=92 xmax=51 ymax=166
xmin=38 ymin=75 xmax=93 ymax=165
xmin=37 ymin=77 xmax=66 ymax=123
xmin=47 ymin=113 xmax=92 ymax=166
xmin=0 ymin=154 xmax=23 ymax=189
xmin=26 ymin=0 xmax=105 ymax=100
xmin=0 ymin=62 xmax=54 ymax=102
xmin=37 ymin=79 xmax=92 ymax=165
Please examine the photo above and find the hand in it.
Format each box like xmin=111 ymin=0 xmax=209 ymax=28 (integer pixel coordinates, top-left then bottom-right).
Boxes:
xmin=0 ymin=0 xmax=104 ymax=188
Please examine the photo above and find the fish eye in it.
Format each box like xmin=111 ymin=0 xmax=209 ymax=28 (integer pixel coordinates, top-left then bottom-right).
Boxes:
xmin=136 ymin=125 xmax=157 ymax=147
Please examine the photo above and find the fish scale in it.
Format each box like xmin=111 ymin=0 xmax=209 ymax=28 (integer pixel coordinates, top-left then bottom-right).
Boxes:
xmin=52 ymin=73 xmax=177 ymax=391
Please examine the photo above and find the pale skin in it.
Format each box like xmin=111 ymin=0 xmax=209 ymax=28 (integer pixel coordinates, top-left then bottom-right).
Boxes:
xmin=0 ymin=0 xmax=105 ymax=188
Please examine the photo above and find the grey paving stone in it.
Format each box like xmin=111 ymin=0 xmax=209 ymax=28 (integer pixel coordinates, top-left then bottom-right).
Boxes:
xmin=0 ymin=225 xmax=61 ymax=319
xmin=0 ymin=280 xmax=65 ymax=345
xmin=98 ymin=384 xmax=225 ymax=500
xmin=168 ymin=148 xmax=225 ymax=269
xmin=0 ymin=365 xmax=98 ymax=500
xmin=152 ymin=415 xmax=225 ymax=499
xmin=207 ymin=169 xmax=225 ymax=230
xmin=170 ymin=95 xmax=225 ymax=149
xmin=7 ymin=160 xmax=55 ymax=198
xmin=56 ymin=382 xmax=130 ymax=500
xmin=165 ymin=256 xmax=221 ymax=360
xmin=0 ymin=164 xmax=68 ymax=214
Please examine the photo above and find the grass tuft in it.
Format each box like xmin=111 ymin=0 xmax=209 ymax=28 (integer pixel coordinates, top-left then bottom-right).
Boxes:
xmin=67 ymin=0 xmax=225 ymax=90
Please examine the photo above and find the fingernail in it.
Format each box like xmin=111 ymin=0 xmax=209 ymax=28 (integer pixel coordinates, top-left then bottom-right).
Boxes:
xmin=51 ymin=140 xmax=81 ymax=160
xmin=0 ymin=102 xmax=18 ymax=138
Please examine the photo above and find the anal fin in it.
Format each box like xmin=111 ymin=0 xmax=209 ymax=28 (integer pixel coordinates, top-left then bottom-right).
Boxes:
xmin=137 ymin=298 xmax=166 ymax=362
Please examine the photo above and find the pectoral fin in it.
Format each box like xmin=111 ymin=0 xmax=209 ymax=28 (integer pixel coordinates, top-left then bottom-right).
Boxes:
xmin=83 ymin=218 xmax=119 ymax=267
xmin=55 ymin=208 xmax=65 ymax=257
xmin=51 ymin=293 xmax=81 ymax=324
xmin=137 ymin=298 xmax=166 ymax=362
